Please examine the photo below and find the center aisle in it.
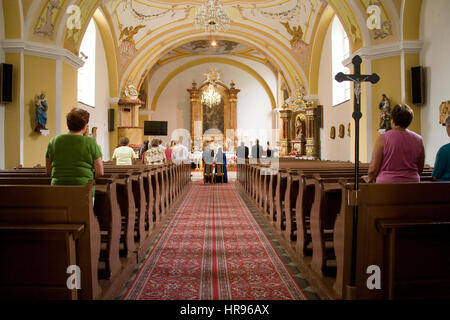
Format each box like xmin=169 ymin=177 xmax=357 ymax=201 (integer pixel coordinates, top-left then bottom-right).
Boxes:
xmin=122 ymin=182 xmax=310 ymax=300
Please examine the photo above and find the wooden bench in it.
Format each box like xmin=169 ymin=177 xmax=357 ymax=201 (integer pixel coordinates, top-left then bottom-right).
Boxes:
xmin=334 ymin=182 xmax=450 ymax=299
xmin=0 ymin=183 xmax=101 ymax=300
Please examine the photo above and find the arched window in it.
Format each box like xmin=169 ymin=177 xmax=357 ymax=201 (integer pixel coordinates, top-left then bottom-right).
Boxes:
xmin=331 ymin=15 xmax=350 ymax=106
xmin=78 ymin=19 xmax=96 ymax=107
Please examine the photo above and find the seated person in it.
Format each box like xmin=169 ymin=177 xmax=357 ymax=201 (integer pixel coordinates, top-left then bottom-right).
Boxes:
xmin=433 ymin=115 xmax=450 ymax=181
xmin=112 ymin=137 xmax=137 ymax=165
xmin=46 ymin=108 xmax=104 ymax=190
xmin=367 ymin=104 xmax=425 ymax=183
xmin=145 ymin=139 xmax=167 ymax=165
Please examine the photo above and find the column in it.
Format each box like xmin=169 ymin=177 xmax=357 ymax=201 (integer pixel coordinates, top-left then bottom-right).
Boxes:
xmin=279 ymin=108 xmax=293 ymax=156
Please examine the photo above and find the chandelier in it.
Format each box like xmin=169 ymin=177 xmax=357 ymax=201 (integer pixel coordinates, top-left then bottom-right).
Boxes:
xmin=194 ymin=0 xmax=231 ymax=33
xmin=201 ymin=69 xmax=222 ymax=108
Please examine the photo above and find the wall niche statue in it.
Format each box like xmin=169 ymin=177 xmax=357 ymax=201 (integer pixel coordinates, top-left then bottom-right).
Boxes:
xmin=35 ymin=92 xmax=48 ymax=133
xmin=379 ymin=94 xmax=391 ymax=130
xmin=339 ymin=124 xmax=345 ymax=138
xmin=330 ymin=126 xmax=336 ymax=140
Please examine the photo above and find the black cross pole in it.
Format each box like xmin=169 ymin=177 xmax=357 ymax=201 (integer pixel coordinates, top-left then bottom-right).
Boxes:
xmin=335 ymin=55 xmax=379 ymax=286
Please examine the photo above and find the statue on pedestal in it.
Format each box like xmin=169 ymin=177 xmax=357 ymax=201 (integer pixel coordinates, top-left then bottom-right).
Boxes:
xmin=35 ymin=92 xmax=48 ymax=132
xmin=295 ymin=116 xmax=304 ymax=140
xmin=379 ymin=94 xmax=391 ymax=130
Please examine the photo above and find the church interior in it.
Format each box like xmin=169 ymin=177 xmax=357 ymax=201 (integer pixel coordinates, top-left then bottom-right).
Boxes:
xmin=0 ymin=0 xmax=450 ymax=302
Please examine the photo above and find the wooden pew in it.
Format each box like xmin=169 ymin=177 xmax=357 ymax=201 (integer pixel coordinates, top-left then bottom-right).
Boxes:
xmin=334 ymin=182 xmax=450 ymax=300
xmin=0 ymin=176 xmax=135 ymax=299
xmin=0 ymin=183 xmax=101 ymax=300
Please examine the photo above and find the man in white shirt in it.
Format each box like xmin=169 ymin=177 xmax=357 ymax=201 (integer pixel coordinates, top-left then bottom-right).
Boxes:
xmin=172 ymin=137 xmax=190 ymax=165
xmin=112 ymin=137 xmax=137 ymax=165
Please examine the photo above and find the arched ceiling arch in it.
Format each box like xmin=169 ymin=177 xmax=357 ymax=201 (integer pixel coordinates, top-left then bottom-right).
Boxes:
xmin=149 ymin=56 xmax=277 ymax=111
xmin=24 ymin=0 xmax=406 ymax=98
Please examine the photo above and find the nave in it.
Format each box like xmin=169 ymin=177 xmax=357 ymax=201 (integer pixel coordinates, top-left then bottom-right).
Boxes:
xmin=120 ymin=181 xmax=315 ymax=300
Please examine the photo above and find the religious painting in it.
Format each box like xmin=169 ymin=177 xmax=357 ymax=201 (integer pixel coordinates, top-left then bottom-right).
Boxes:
xmin=203 ymin=97 xmax=224 ymax=134
xmin=34 ymin=0 xmax=62 ymax=37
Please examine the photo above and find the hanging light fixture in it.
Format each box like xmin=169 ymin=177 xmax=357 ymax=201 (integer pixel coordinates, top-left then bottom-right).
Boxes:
xmin=194 ymin=0 xmax=231 ymax=33
xmin=202 ymin=84 xmax=222 ymax=108
xmin=201 ymin=69 xmax=222 ymax=108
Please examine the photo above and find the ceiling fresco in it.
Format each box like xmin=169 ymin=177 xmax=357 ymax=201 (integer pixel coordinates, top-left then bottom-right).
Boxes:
xmin=25 ymin=0 xmax=399 ymax=94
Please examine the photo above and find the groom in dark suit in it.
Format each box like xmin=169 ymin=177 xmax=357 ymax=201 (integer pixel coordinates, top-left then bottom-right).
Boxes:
xmin=251 ymin=139 xmax=263 ymax=159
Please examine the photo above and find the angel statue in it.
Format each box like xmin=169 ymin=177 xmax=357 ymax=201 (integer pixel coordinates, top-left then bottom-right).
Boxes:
xmin=35 ymin=92 xmax=48 ymax=132
xmin=379 ymin=94 xmax=391 ymax=130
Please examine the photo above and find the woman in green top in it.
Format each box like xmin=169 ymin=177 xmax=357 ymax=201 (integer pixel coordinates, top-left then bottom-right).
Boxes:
xmin=46 ymin=108 xmax=104 ymax=187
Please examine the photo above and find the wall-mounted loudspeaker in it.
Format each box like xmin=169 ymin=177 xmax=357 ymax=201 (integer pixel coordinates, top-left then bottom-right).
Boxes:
xmin=411 ymin=66 xmax=424 ymax=105
xmin=0 ymin=63 xmax=13 ymax=103
xmin=108 ymin=109 xmax=115 ymax=132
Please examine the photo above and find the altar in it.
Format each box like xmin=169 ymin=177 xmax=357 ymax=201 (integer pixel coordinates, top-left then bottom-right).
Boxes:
xmin=187 ymin=69 xmax=240 ymax=152
xmin=279 ymin=85 xmax=320 ymax=159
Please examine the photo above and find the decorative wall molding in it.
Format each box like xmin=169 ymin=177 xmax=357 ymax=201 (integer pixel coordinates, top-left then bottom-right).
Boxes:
xmin=0 ymin=40 xmax=84 ymax=69
xmin=343 ymin=40 xmax=423 ymax=66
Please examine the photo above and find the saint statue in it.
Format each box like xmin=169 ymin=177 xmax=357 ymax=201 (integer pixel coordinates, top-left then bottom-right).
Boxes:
xmin=295 ymin=116 xmax=304 ymax=140
xmin=379 ymin=94 xmax=391 ymax=130
xmin=35 ymin=92 xmax=48 ymax=132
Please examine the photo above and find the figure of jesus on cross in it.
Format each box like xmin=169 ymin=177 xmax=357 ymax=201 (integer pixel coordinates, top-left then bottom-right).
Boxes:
xmin=335 ymin=55 xmax=380 ymax=287
xmin=335 ymin=55 xmax=380 ymax=189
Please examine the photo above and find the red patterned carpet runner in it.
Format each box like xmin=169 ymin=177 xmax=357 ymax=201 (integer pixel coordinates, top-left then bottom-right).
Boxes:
xmin=123 ymin=183 xmax=307 ymax=300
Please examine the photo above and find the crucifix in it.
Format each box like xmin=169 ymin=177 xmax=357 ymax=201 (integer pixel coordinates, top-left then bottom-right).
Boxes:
xmin=335 ymin=55 xmax=380 ymax=287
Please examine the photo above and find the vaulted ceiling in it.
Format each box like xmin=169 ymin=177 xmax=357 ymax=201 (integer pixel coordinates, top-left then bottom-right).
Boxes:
xmin=17 ymin=0 xmax=411 ymax=98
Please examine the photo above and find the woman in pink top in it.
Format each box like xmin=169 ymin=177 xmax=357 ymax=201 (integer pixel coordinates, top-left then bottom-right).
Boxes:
xmin=368 ymin=104 xmax=425 ymax=183
xmin=164 ymin=140 xmax=175 ymax=162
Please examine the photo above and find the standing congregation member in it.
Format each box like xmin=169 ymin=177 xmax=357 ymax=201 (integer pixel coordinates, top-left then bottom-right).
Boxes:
xmin=112 ymin=137 xmax=137 ymax=165
xmin=266 ymin=141 xmax=272 ymax=158
xmin=251 ymin=139 xmax=264 ymax=159
xmin=165 ymin=140 xmax=175 ymax=163
xmin=367 ymin=104 xmax=425 ymax=183
xmin=237 ymin=142 xmax=249 ymax=163
xmin=216 ymin=147 xmax=228 ymax=183
xmin=46 ymin=108 xmax=104 ymax=197
xmin=172 ymin=137 xmax=189 ymax=165
xmin=433 ymin=115 xmax=450 ymax=181
xmin=145 ymin=139 xmax=167 ymax=165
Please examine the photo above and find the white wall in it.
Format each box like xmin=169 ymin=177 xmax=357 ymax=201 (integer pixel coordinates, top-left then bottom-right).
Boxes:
xmin=420 ymin=0 xmax=450 ymax=165
xmin=78 ymin=22 xmax=110 ymax=160
xmin=0 ymin=0 xmax=5 ymax=169
xmin=148 ymin=56 xmax=276 ymax=147
xmin=318 ymin=19 xmax=352 ymax=161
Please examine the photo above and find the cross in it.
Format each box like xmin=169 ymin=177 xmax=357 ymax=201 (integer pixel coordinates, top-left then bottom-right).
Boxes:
xmin=335 ymin=55 xmax=380 ymax=287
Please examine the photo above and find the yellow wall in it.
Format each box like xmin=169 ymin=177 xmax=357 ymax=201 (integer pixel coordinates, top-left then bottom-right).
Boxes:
xmin=403 ymin=0 xmax=423 ymax=40
xmin=371 ymin=56 xmax=402 ymax=146
xmin=23 ymin=55 xmax=56 ymax=167
xmin=21 ymin=0 xmax=34 ymax=20
xmin=3 ymin=0 xmax=22 ymax=39
xmin=4 ymin=53 xmax=22 ymax=168
xmin=61 ymin=62 xmax=78 ymax=132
